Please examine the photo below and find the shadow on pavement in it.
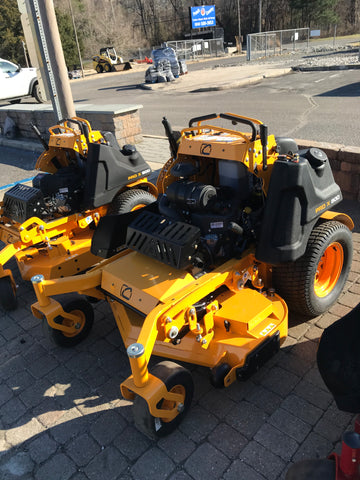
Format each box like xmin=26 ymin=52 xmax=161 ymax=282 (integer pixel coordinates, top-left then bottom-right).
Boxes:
xmin=317 ymin=82 xmax=360 ymax=97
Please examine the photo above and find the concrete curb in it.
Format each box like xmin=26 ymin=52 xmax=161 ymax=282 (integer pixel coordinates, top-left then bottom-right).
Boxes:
xmin=0 ymin=136 xmax=43 ymax=153
xmin=292 ymin=63 xmax=360 ymax=72
xmin=190 ymin=68 xmax=292 ymax=92
xmin=139 ymin=68 xmax=293 ymax=93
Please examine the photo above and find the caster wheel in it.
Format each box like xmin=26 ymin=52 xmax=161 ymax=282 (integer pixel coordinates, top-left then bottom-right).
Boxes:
xmin=210 ymin=363 xmax=231 ymax=388
xmin=43 ymin=295 xmax=94 ymax=347
xmin=133 ymin=361 xmax=194 ymax=439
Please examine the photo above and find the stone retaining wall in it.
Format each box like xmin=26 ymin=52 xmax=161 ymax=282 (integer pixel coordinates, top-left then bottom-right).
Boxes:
xmin=296 ymin=139 xmax=360 ymax=201
xmin=0 ymin=104 xmax=143 ymax=145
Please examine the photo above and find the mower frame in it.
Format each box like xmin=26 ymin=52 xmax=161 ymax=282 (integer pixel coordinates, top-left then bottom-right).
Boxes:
xmin=30 ymin=113 xmax=353 ymax=438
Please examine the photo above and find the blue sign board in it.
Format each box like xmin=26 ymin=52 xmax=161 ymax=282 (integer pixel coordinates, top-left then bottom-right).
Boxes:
xmin=190 ymin=5 xmax=216 ymax=29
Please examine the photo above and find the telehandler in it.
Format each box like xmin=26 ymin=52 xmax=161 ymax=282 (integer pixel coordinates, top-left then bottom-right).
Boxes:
xmin=30 ymin=113 xmax=353 ymax=438
xmin=0 ymin=117 xmax=156 ymax=310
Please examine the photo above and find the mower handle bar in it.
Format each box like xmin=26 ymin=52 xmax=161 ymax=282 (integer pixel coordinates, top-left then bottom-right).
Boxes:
xmin=188 ymin=113 xmax=258 ymax=142
xmin=58 ymin=118 xmax=91 ymax=143
xmin=189 ymin=113 xmax=218 ymax=127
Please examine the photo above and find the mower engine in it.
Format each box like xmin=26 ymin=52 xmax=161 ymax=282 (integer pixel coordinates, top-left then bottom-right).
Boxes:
xmin=3 ymin=166 xmax=84 ymax=223
xmin=126 ymin=164 xmax=263 ymax=270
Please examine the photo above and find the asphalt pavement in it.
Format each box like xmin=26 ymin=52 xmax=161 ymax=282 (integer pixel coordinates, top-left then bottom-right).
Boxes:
xmin=0 ymin=54 xmax=360 ymax=480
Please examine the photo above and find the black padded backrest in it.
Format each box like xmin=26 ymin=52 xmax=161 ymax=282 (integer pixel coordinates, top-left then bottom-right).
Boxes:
xmin=317 ymin=303 xmax=360 ymax=413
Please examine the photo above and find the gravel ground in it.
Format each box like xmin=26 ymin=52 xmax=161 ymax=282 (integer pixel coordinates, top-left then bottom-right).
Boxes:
xmin=257 ymin=43 xmax=360 ymax=68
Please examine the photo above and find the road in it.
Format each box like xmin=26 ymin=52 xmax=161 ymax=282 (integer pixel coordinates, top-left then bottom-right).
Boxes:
xmin=70 ymin=65 xmax=360 ymax=147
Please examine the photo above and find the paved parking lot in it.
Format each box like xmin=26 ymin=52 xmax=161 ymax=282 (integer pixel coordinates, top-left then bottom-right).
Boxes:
xmin=0 ymin=200 xmax=359 ymax=480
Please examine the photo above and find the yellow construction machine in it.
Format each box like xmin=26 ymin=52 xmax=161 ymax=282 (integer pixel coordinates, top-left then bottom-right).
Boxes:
xmin=92 ymin=47 xmax=132 ymax=73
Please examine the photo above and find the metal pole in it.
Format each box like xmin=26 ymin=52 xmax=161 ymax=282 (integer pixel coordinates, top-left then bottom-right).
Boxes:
xmin=27 ymin=0 xmax=75 ymax=121
xmin=68 ymin=0 xmax=84 ymax=78
xmin=246 ymin=34 xmax=251 ymax=61
xmin=265 ymin=33 xmax=267 ymax=57
xmin=307 ymin=28 xmax=309 ymax=51
xmin=22 ymin=40 xmax=29 ymax=67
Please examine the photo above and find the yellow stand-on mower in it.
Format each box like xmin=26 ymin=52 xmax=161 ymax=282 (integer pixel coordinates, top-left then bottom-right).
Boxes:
xmin=30 ymin=113 xmax=353 ymax=438
xmin=0 ymin=117 xmax=157 ymax=311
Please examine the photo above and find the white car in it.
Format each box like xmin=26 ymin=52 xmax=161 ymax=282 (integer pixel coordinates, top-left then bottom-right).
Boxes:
xmin=0 ymin=58 xmax=45 ymax=104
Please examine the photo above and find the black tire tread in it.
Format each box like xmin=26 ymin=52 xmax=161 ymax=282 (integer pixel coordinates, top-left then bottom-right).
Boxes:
xmin=273 ymin=221 xmax=352 ymax=317
xmin=133 ymin=361 xmax=194 ymax=439
xmin=107 ymin=189 xmax=155 ymax=215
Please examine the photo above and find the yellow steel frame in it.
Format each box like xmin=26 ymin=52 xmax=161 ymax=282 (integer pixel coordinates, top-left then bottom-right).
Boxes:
xmin=31 ymin=250 xmax=288 ymax=421
xmin=0 ymin=208 xmax=105 ymax=282
xmin=35 ymin=117 xmax=104 ymax=173
xmin=157 ymin=113 xmax=278 ymax=195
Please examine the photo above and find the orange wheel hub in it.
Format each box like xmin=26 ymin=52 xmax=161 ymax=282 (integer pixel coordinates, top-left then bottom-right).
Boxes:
xmin=62 ymin=309 xmax=86 ymax=337
xmin=131 ymin=204 xmax=146 ymax=212
xmin=160 ymin=385 xmax=185 ymax=423
xmin=314 ymin=242 xmax=343 ymax=298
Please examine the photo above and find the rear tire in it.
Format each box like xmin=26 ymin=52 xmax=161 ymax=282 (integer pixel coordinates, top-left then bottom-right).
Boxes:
xmin=95 ymin=64 xmax=103 ymax=73
xmin=44 ymin=295 xmax=94 ymax=347
xmin=107 ymin=189 xmax=156 ymax=215
xmin=273 ymin=221 xmax=352 ymax=317
xmin=33 ymin=81 xmax=46 ymax=103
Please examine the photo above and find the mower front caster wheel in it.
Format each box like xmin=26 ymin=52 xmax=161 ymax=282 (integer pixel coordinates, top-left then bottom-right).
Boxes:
xmin=0 ymin=276 xmax=17 ymax=311
xmin=133 ymin=361 xmax=194 ymax=439
xmin=210 ymin=363 xmax=231 ymax=388
xmin=43 ymin=295 xmax=94 ymax=347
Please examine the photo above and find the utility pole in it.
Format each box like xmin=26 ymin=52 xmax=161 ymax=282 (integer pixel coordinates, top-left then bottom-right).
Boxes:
xmin=25 ymin=0 xmax=75 ymax=121
xmin=68 ymin=0 xmax=84 ymax=77
xmin=237 ymin=0 xmax=241 ymax=52
xmin=258 ymin=0 xmax=262 ymax=33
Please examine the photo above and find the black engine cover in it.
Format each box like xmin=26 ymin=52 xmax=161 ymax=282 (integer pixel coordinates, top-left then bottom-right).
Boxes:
xmin=3 ymin=184 xmax=44 ymax=223
xmin=126 ymin=211 xmax=201 ymax=269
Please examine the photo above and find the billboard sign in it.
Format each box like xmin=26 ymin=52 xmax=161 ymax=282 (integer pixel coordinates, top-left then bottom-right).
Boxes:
xmin=190 ymin=5 xmax=216 ymax=29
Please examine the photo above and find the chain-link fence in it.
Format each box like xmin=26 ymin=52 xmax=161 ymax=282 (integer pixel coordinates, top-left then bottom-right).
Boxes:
xmin=165 ymin=38 xmax=225 ymax=60
xmin=247 ymin=28 xmax=310 ymax=61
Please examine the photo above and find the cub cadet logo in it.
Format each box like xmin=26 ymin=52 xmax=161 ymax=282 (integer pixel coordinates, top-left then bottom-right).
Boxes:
xmin=120 ymin=284 xmax=132 ymax=301
xmin=315 ymin=194 xmax=341 ymax=214
xmin=200 ymin=144 xmax=212 ymax=155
